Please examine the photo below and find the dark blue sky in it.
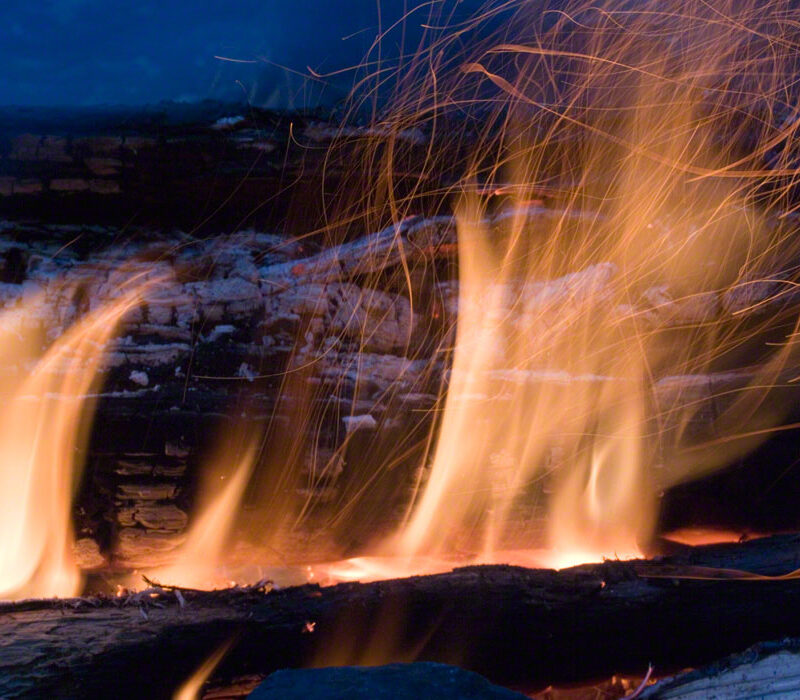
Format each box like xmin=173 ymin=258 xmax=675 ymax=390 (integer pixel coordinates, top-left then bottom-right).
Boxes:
xmin=0 ymin=0 xmax=487 ymax=107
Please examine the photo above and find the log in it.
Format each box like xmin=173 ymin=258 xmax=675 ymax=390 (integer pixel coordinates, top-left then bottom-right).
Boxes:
xmin=0 ymin=214 xmax=799 ymax=570
xmin=642 ymin=638 xmax=800 ymax=698
xmin=0 ymin=102 xmax=460 ymax=235
xmin=3 ymin=105 xmax=800 ymax=570
xmin=4 ymin=534 xmax=800 ymax=698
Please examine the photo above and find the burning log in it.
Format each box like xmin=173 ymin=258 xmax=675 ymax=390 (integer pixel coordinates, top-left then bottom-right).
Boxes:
xmin=3 ymin=534 xmax=800 ymax=698
xmin=3 ymin=7 xmax=800 ymax=698
xmin=0 ymin=211 xmax=798 ymax=572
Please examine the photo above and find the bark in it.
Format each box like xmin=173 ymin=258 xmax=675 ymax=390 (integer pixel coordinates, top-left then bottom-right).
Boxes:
xmin=642 ymin=638 xmax=800 ymax=698
xmin=3 ymin=534 xmax=800 ymax=698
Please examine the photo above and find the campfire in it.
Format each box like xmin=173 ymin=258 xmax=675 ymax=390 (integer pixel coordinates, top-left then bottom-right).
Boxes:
xmin=4 ymin=0 xmax=800 ymax=697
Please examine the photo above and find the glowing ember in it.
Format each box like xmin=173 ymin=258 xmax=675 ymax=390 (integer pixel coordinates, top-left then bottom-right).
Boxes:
xmin=661 ymin=528 xmax=757 ymax=547
xmin=309 ymin=548 xmax=636 ymax=585
xmin=311 ymin=556 xmax=459 ymax=584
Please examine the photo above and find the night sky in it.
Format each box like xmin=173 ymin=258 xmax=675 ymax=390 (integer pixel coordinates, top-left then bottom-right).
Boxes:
xmin=0 ymin=0 xmax=487 ymax=108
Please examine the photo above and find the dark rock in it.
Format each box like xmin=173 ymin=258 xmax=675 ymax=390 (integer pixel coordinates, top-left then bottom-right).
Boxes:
xmin=248 ymin=663 xmax=528 ymax=700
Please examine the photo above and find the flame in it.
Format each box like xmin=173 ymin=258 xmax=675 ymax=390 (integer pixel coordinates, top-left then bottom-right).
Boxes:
xmin=379 ymin=0 xmax=800 ymax=570
xmin=661 ymin=528 xmax=757 ymax=547
xmin=312 ymin=555 xmax=457 ymax=583
xmin=0 ymin=280 xmax=148 ymax=600
xmin=132 ymin=1 xmax=800 ymax=590
xmin=391 ymin=205 xmax=656 ymax=566
xmin=147 ymin=426 xmax=260 ymax=589
xmin=173 ymin=637 xmax=236 ymax=700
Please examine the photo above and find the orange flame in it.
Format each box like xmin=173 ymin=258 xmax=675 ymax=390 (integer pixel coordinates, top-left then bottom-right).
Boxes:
xmin=0 ymin=280 xmax=148 ymax=600
xmin=379 ymin=0 xmax=799 ymax=572
xmin=135 ymin=1 xmax=800 ymax=589
xmin=146 ymin=423 xmax=261 ymax=589
xmin=173 ymin=637 xmax=236 ymax=700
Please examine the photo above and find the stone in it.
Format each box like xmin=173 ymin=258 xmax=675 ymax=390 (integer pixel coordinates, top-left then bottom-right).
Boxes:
xmin=248 ymin=663 xmax=528 ymax=700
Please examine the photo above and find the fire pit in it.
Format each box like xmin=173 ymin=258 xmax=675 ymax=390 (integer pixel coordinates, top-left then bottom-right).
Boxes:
xmin=3 ymin=0 xmax=800 ymax=697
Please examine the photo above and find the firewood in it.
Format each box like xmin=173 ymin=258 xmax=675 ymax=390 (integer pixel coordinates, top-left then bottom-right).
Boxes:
xmin=642 ymin=638 xmax=800 ymax=698
xmin=2 ymin=105 xmax=799 ymax=571
xmin=0 ymin=217 xmax=795 ymax=571
xmin=3 ymin=534 xmax=800 ymax=699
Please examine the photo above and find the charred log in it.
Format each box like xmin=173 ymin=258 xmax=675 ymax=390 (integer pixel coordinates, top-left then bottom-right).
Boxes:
xmin=0 ymin=215 xmax=796 ymax=569
xmin=4 ymin=534 xmax=800 ymax=698
xmin=0 ymin=103 xmax=454 ymax=234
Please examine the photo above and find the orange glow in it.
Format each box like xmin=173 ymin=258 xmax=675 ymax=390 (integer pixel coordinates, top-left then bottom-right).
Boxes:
xmin=310 ymin=548 xmax=631 ymax=586
xmin=311 ymin=555 xmax=457 ymax=584
xmin=146 ymin=428 xmax=260 ymax=590
xmin=119 ymin=1 xmax=800 ymax=592
xmin=371 ymin=0 xmax=800 ymax=572
xmin=661 ymin=528 xmax=755 ymax=547
xmin=0 ymin=280 xmax=148 ymax=600
xmin=173 ymin=638 xmax=236 ymax=700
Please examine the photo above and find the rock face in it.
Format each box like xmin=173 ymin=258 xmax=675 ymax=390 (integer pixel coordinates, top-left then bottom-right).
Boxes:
xmin=248 ymin=663 xmax=528 ymax=700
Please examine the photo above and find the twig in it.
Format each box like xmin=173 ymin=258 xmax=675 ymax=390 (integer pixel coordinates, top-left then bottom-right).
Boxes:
xmin=625 ymin=664 xmax=653 ymax=699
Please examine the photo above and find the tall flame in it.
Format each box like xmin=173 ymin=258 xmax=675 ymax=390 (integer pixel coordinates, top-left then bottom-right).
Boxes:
xmin=394 ymin=205 xmax=656 ymax=565
xmin=134 ymin=0 xmax=800 ymax=588
xmin=0 ymin=281 xmax=147 ymax=599
xmin=148 ymin=424 xmax=261 ymax=589
xmin=385 ymin=0 xmax=798 ymax=567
